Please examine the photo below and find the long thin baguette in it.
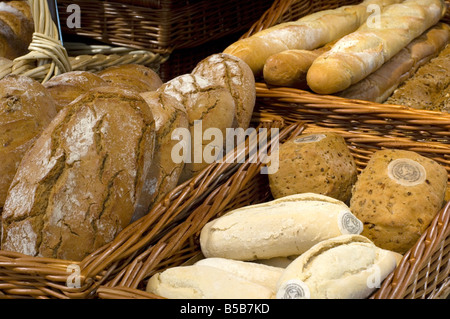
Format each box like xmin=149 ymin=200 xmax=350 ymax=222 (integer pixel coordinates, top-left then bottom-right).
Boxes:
xmin=338 ymin=23 xmax=450 ymax=102
xmin=263 ymin=42 xmax=334 ymax=88
xmin=307 ymin=0 xmax=447 ymax=94
xmin=223 ymin=0 xmax=403 ymax=75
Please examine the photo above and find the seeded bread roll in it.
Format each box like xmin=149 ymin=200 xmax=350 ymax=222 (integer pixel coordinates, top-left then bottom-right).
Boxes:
xmin=146 ymin=265 xmax=275 ymax=299
xmin=200 ymin=193 xmax=363 ymax=261
xmin=268 ymin=132 xmax=357 ymax=203
xmin=1 ymin=86 xmax=156 ymax=261
xmin=0 ymin=75 xmax=57 ymax=208
xmin=43 ymin=71 xmax=107 ymax=112
xmin=192 ymin=53 xmax=255 ymax=129
xmin=158 ymin=73 xmax=235 ymax=182
xmin=97 ymin=64 xmax=163 ymax=93
xmin=276 ymin=235 xmax=401 ymax=299
xmin=0 ymin=1 xmax=34 ymax=59
xmin=350 ymin=149 xmax=448 ymax=254
xmin=133 ymin=91 xmax=189 ymax=221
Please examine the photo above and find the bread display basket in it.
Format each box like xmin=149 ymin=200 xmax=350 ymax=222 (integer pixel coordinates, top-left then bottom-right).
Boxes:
xmin=0 ymin=0 xmax=168 ymax=84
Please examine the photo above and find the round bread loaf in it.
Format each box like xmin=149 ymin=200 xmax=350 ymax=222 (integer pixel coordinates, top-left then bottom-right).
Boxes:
xmin=1 ymin=86 xmax=156 ymax=261
xmin=0 ymin=74 xmax=57 ymax=208
xmin=268 ymin=132 xmax=357 ymax=203
xmin=133 ymin=90 xmax=189 ymax=221
xmin=350 ymin=149 xmax=448 ymax=254
xmin=97 ymin=64 xmax=163 ymax=93
xmin=192 ymin=53 xmax=256 ymax=129
xmin=158 ymin=73 xmax=235 ymax=182
xmin=43 ymin=71 xmax=107 ymax=112
xmin=276 ymin=234 xmax=401 ymax=299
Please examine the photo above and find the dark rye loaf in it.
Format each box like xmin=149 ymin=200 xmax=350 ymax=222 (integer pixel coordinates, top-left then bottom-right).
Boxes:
xmin=1 ymin=86 xmax=156 ymax=261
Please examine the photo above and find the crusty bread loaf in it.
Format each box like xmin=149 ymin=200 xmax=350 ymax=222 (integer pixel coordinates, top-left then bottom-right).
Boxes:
xmin=192 ymin=53 xmax=255 ymax=129
xmin=195 ymin=257 xmax=283 ymax=292
xmin=268 ymin=132 xmax=358 ymax=203
xmin=97 ymin=64 xmax=163 ymax=93
xmin=146 ymin=264 xmax=275 ymax=299
xmin=385 ymin=42 xmax=450 ymax=111
xmin=133 ymin=90 xmax=189 ymax=221
xmin=307 ymin=0 xmax=447 ymax=94
xmin=339 ymin=23 xmax=450 ymax=102
xmin=223 ymin=0 xmax=402 ymax=75
xmin=200 ymin=193 xmax=363 ymax=261
xmin=158 ymin=74 xmax=235 ymax=183
xmin=350 ymin=149 xmax=448 ymax=254
xmin=276 ymin=235 xmax=401 ymax=299
xmin=1 ymin=86 xmax=156 ymax=261
xmin=0 ymin=1 xmax=33 ymax=59
xmin=43 ymin=71 xmax=107 ymax=112
xmin=263 ymin=42 xmax=334 ymax=88
xmin=0 ymin=75 xmax=57 ymax=208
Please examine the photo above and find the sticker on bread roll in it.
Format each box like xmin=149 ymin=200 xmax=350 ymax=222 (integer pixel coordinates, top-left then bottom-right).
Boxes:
xmin=276 ymin=279 xmax=310 ymax=299
xmin=338 ymin=211 xmax=363 ymax=235
xmin=387 ymin=158 xmax=426 ymax=186
xmin=294 ymin=134 xmax=326 ymax=144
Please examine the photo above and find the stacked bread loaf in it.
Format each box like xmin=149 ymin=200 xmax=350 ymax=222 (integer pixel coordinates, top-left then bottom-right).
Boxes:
xmin=0 ymin=53 xmax=255 ymax=261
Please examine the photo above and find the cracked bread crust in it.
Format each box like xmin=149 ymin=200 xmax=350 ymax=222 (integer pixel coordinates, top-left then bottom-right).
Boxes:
xmin=0 ymin=74 xmax=57 ymax=208
xmin=1 ymin=86 xmax=156 ymax=261
xmin=192 ymin=53 xmax=255 ymax=129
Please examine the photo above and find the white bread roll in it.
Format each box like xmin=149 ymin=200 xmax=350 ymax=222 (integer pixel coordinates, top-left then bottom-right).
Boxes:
xmin=146 ymin=265 xmax=275 ymax=299
xmin=276 ymin=235 xmax=401 ymax=299
xmin=307 ymin=0 xmax=447 ymax=94
xmin=200 ymin=193 xmax=363 ymax=261
xmin=195 ymin=257 xmax=283 ymax=292
xmin=223 ymin=0 xmax=402 ymax=75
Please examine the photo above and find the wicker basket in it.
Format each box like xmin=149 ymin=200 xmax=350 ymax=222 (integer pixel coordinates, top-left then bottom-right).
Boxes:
xmin=56 ymin=0 xmax=274 ymax=54
xmin=0 ymin=0 xmax=168 ymax=83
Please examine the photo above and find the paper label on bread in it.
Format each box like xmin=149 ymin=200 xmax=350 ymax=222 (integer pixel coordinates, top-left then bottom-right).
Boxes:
xmin=387 ymin=158 xmax=427 ymax=186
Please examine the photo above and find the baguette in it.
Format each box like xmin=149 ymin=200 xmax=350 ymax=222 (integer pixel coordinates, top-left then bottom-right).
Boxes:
xmin=200 ymin=193 xmax=363 ymax=261
xmin=263 ymin=43 xmax=333 ymax=88
xmin=307 ymin=0 xmax=447 ymax=94
xmin=338 ymin=23 xmax=450 ymax=102
xmin=223 ymin=0 xmax=402 ymax=75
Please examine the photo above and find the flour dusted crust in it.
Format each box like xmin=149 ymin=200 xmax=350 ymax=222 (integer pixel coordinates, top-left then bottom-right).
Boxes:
xmin=133 ymin=91 xmax=189 ymax=221
xmin=146 ymin=264 xmax=275 ymax=299
xmin=43 ymin=71 xmax=107 ymax=112
xmin=350 ymin=149 xmax=448 ymax=254
xmin=0 ymin=75 xmax=57 ymax=208
xmin=1 ymin=86 xmax=156 ymax=261
xmin=192 ymin=53 xmax=255 ymax=129
xmin=276 ymin=235 xmax=400 ymax=299
xmin=97 ymin=64 xmax=163 ymax=93
xmin=200 ymin=193 xmax=363 ymax=261
xmin=158 ymin=73 xmax=235 ymax=182
xmin=268 ymin=132 xmax=357 ymax=203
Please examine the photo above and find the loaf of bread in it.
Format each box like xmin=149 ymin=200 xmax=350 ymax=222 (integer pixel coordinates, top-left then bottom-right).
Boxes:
xmin=0 ymin=1 xmax=34 ymax=59
xmin=339 ymin=23 xmax=450 ymax=102
xmin=385 ymin=43 xmax=450 ymax=111
xmin=350 ymin=149 xmax=448 ymax=254
xmin=276 ymin=235 xmax=401 ymax=299
xmin=0 ymin=74 xmax=57 ymax=208
xmin=200 ymin=193 xmax=363 ymax=261
xmin=43 ymin=71 xmax=107 ymax=112
xmin=133 ymin=90 xmax=189 ymax=221
xmin=268 ymin=132 xmax=358 ymax=203
xmin=223 ymin=0 xmax=402 ymax=75
xmin=97 ymin=64 xmax=163 ymax=93
xmin=192 ymin=53 xmax=255 ymax=129
xmin=1 ymin=86 xmax=156 ymax=261
xmin=195 ymin=257 xmax=283 ymax=292
xmin=263 ymin=42 xmax=334 ymax=88
xmin=307 ymin=0 xmax=447 ymax=94
xmin=146 ymin=264 xmax=275 ymax=299
xmin=158 ymin=74 xmax=235 ymax=183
